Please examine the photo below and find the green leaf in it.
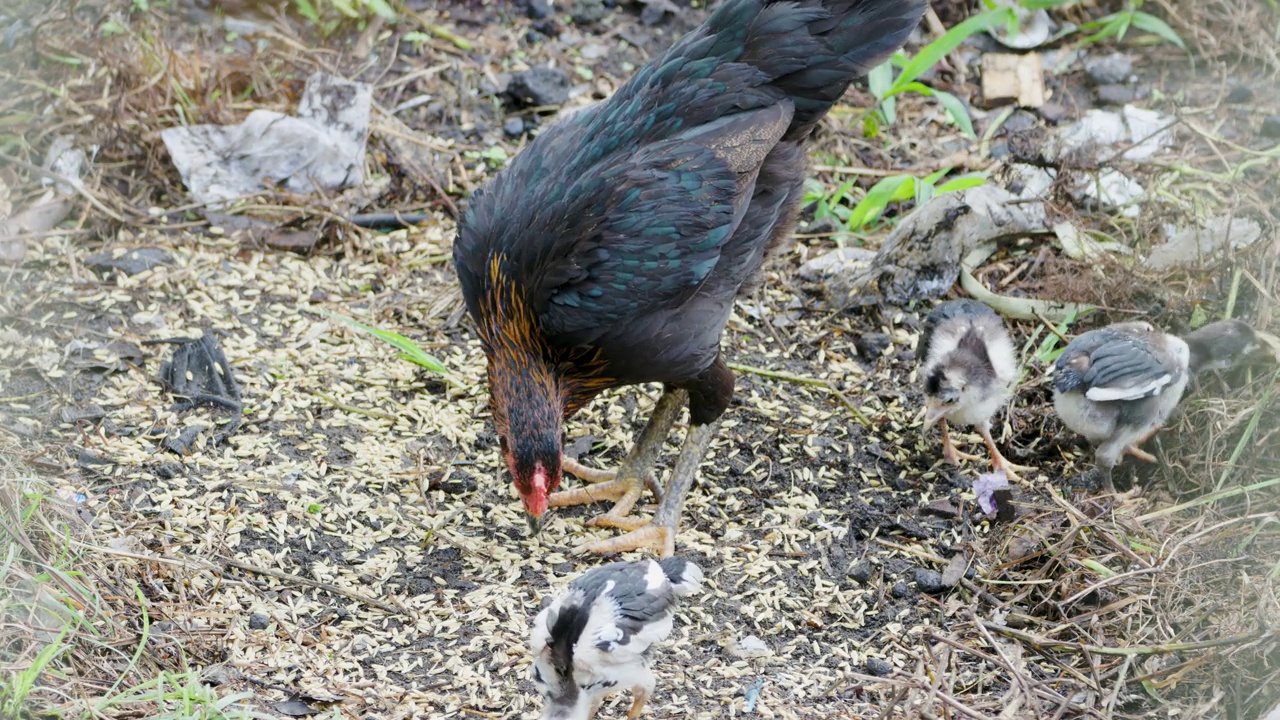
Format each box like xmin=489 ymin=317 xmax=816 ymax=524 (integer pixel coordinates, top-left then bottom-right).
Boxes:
xmin=328 ymin=0 xmax=360 ymax=19
xmin=880 ymin=94 xmax=896 ymax=126
xmin=847 ymin=175 xmax=914 ymax=230
xmin=364 ymin=0 xmax=398 ymax=21
xmin=290 ymin=0 xmax=314 ymax=23
xmin=1080 ymin=558 xmax=1117 ymax=578
xmin=1130 ymin=10 xmax=1186 ymax=49
xmin=320 ymin=311 xmax=467 ymax=389
xmin=931 ymin=89 xmax=976 ymax=138
xmin=867 ymin=61 xmax=894 ymax=100
xmin=1018 ymin=0 xmax=1078 ymax=8
xmin=891 ymin=7 xmax=1014 ymax=91
xmin=934 ymin=173 xmax=988 ymax=194
xmin=922 ymin=166 xmax=952 ymax=185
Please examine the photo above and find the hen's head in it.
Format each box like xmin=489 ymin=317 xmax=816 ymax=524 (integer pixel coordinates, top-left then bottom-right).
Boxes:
xmin=479 ymin=257 xmax=566 ymax=528
xmin=497 ymin=421 xmax=562 ymax=526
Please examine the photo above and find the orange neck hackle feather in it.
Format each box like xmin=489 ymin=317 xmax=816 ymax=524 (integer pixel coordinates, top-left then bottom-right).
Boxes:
xmin=478 ymin=254 xmax=616 ymax=427
xmin=478 ymin=255 xmax=567 ymax=443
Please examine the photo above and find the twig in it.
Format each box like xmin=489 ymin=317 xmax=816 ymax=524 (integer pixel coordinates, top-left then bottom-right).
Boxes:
xmin=221 ymin=558 xmax=404 ymax=615
xmin=314 ymin=391 xmax=399 ymax=421
xmin=982 ymin=621 xmax=1267 ymax=657
xmin=727 ymin=361 xmax=871 ymax=426
xmin=1135 ymin=477 xmax=1280 ymax=522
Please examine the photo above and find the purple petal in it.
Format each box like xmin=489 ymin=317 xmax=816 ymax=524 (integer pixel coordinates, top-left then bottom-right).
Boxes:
xmin=973 ymin=471 xmax=1010 ymax=515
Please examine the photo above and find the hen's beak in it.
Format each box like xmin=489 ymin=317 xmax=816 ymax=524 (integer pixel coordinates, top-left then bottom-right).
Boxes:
xmin=526 ymin=512 xmax=546 ymax=535
xmin=923 ymin=399 xmax=949 ymax=429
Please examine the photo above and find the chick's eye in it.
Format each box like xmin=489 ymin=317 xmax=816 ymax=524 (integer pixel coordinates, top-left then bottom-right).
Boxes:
xmin=532 ymin=666 xmax=544 ymax=685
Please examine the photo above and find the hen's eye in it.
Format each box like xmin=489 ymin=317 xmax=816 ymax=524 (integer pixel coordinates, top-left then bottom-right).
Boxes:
xmin=499 ymin=435 xmax=509 ymax=453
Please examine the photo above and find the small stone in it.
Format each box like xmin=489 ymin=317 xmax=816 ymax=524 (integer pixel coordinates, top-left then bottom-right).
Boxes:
xmin=865 ymin=657 xmax=893 ymax=677
xmin=154 ymin=461 xmax=183 ymax=480
xmin=854 ymin=332 xmax=891 ymax=361
xmin=525 ymin=0 xmax=552 ymax=19
xmin=164 ymin=425 xmax=207 ymax=455
xmin=570 ymin=0 xmax=609 ymax=25
xmin=730 ymin=634 xmax=772 ymax=659
xmin=60 ymin=405 xmax=105 ymax=424
xmin=1096 ymin=83 xmax=1145 ymax=106
xmin=640 ymin=2 xmax=667 ymax=25
xmin=524 ymin=29 xmax=548 ymax=45
xmin=920 ymin=498 xmax=960 ymax=519
xmin=914 ymin=568 xmax=947 ymax=594
xmin=846 ymin=561 xmax=873 ymax=584
xmin=1224 ymin=84 xmax=1253 ymax=104
xmin=531 ymin=19 xmax=560 ymax=38
xmin=85 ymin=247 xmax=174 ymax=276
xmin=1261 ymin=116 xmax=1280 ymax=140
xmin=201 ymin=664 xmax=233 ymax=686
xmin=503 ymin=117 xmax=525 ymax=138
xmin=890 ymin=580 xmax=911 ymax=598
xmin=507 ymin=66 xmax=571 ymax=107
xmin=248 ymin=612 xmax=270 ymax=630
xmin=1084 ymin=52 xmax=1133 ymax=85
xmin=1037 ymin=102 xmax=1073 ymax=124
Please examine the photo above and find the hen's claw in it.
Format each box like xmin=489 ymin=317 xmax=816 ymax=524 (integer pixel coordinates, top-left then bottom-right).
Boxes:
xmin=575 ymin=524 xmax=674 ymax=558
xmin=562 ymin=456 xmax=617 ymax=484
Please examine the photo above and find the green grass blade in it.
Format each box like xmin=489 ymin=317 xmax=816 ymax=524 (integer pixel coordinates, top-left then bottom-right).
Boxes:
xmin=931 ymin=89 xmax=976 ymax=138
xmin=934 ymin=173 xmax=988 ymax=194
xmin=1130 ymin=11 xmax=1186 ymax=49
xmin=891 ymin=8 xmax=1013 ymax=91
xmin=847 ymin=175 xmax=914 ymax=230
xmin=320 ymin=310 xmax=467 ymax=389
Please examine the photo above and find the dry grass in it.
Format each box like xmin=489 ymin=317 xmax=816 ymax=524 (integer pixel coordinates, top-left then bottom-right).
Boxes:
xmin=2 ymin=0 xmax=1279 ymax=719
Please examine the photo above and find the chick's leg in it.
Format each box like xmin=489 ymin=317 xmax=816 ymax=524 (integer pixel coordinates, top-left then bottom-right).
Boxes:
xmin=978 ymin=421 xmax=1034 ymax=481
xmin=940 ymin=420 xmax=983 ymax=465
xmin=627 ymin=685 xmax=652 ymax=719
xmin=575 ymin=421 xmax=716 ymax=558
xmin=1123 ymin=427 xmax=1161 ymax=463
xmin=550 ymin=389 xmax=687 ymax=524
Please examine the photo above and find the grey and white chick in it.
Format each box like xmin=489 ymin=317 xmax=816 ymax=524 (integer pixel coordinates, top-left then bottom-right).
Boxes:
xmin=1052 ymin=321 xmax=1188 ymax=492
xmin=530 ymin=557 xmax=703 ymax=720
xmin=1053 ymin=319 xmax=1268 ymax=493
xmin=918 ymin=299 xmax=1028 ymax=479
xmin=1185 ymin=319 xmax=1262 ymax=374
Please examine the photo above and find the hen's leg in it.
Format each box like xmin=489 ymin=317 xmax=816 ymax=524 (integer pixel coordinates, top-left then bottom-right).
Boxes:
xmin=575 ymin=421 xmax=716 ymax=557
xmin=978 ymin=421 xmax=1034 ymax=481
xmin=940 ymin=420 xmax=983 ymax=465
xmin=549 ymin=389 xmax=685 ymax=520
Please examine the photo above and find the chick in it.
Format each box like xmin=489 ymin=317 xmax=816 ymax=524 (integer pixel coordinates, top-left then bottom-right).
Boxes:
xmin=1185 ymin=319 xmax=1261 ymax=374
xmin=1053 ymin=319 xmax=1268 ymax=493
xmin=918 ymin=299 xmax=1027 ymax=479
xmin=1053 ymin=321 xmax=1188 ymax=492
xmin=530 ymin=557 xmax=703 ymax=720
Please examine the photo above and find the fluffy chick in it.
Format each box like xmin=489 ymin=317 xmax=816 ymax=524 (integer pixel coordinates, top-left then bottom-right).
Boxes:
xmin=1053 ymin=319 xmax=1268 ymax=493
xmin=1052 ymin=321 xmax=1188 ymax=492
xmin=531 ymin=557 xmax=703 ymax=720
xmin=918 ymin=299 xmax=1026 ymax=478
xmin=1185 ymin=319 xmax=1261 ymax=374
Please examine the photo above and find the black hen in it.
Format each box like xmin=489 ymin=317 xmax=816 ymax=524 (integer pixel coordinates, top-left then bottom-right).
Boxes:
xmin=454 ymin=0 xmax=926 ymax=556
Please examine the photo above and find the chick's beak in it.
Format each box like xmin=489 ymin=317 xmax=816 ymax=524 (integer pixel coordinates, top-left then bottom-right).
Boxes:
xmin=923 ymin=398 xmax=949 ymax=429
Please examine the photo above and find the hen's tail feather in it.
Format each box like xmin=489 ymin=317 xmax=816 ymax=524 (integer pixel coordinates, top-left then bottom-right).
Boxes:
xmin=706 ymin=0 xmax=927 ymax=140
